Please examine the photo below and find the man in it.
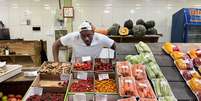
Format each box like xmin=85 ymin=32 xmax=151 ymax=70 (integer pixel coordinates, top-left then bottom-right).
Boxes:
xmin=52 ymin=21 xmax=115 ymax=62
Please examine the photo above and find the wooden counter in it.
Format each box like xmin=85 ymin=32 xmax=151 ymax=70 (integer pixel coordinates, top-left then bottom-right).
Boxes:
xmin=0 ymin=40 xmax=46 ymax=67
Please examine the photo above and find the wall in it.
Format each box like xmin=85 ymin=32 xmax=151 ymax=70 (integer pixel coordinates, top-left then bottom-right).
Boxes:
xmin=0 ymin=0 xmax=201 ymax=61
xmin=0 ymin=0 xmax=66 ymax=61
xmin=72 ymin=0 xmax=201 ymax=42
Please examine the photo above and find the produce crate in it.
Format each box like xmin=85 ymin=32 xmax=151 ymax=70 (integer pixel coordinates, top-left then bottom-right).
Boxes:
xmin=39 ymin=61 xmax=72 ymax=80
xmin=23 ymin=74 xmax=70 ymax=101
xmin=67 ymin=72 xmax=94 ymax=101
xmin=95 ymin=93 xmax=119 ymax=101
xmin=72 ymin=57 xmax=94 ymax=72
xmin=94 ymin=72 xmax=118 ymax=94
xmin=94 ymin=58 xmax=115 ymax=73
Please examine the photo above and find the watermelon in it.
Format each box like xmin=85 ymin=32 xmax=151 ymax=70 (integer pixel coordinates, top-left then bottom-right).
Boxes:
xmin=124 ymin=19 xmax=133 ymax=29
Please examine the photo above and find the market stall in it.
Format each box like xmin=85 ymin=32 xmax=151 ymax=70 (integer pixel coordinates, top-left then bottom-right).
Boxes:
xmin=13 ymin=42 xmax=200 ymax=101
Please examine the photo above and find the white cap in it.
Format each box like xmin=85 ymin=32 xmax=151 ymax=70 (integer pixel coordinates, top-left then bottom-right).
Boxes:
xmin=79 ymin=21 xmax=92 ymax=31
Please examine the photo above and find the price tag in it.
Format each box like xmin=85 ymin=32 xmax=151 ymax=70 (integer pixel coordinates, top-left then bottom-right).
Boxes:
xmin=98 ymin=74 xmax=109 ymax=80
xmin=184 ymin=59 xmax=190 ymax=64
xmin=197 ymin=50 xmax=201 ymax=54
xmin=125 ymin=79 xmax=133 ymax=83
xmin=95 ymin=94 xmax=107 ymax=101
xmin=73 ymin=93 xmax=86 ymax=101
xmin=136 ymin=69 xmax=143 ymax=73
xmin=138 ymin=83 xmax=148 ymax=88
xmin=77 ymin=72 xmax=88 ymax=80
xmin=60 ymin=73 xmax=69 ymax=81
xmin=82 ymin=56 xmax=91 ymax=62
xmin=122 ymin=65 xmax=129 ymax=68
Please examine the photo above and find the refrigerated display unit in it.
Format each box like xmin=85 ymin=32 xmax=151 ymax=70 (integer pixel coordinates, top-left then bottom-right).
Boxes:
xmin=171 ymin=8 xmax=201 ymax=42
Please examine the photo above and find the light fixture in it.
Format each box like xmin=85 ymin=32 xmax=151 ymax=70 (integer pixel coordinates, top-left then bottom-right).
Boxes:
xmin=104 ymin=10 xmax=110 ymax=14
xmin=192 ymin=4 xmax=201 ymax=7
xmin=130 ymin=9 xmax=135 ymax=14
xmin=135 ymin=7 xmax=141 ymax=10
xmin=33 ymin=0 xmax=40 ymax=2
xmin=135 ymin=4 xmax=141 ymax=7
xmin=104 ymin=4 xmax=112 ymax=7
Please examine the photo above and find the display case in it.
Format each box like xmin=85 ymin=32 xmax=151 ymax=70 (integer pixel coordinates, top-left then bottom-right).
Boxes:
xmin=171 ymin=8 xmax=201 ymax=42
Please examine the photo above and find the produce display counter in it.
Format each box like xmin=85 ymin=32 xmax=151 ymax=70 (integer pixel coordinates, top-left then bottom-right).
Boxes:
xmin=1 ymin=42 xmax=200 ymax=101
xmin=116 ymin=43 xmax=198 ymax=101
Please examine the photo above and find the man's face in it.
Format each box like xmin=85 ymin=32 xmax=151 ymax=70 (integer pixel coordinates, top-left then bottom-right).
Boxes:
xmin=80 ymin=30 xmax=94 ymax=46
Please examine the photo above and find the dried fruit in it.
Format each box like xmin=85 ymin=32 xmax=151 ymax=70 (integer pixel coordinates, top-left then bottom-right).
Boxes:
xmin=39 ymin=62 xmax=71 ymax=75
xmin=70 ymin=79 xmax=94 ymax=92
xmin=95 ymin=79 xmax=117 ymax=93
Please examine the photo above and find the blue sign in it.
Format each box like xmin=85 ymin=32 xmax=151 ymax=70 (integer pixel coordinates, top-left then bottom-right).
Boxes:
xmin=184 ymin=8 xmax=201 ymax=25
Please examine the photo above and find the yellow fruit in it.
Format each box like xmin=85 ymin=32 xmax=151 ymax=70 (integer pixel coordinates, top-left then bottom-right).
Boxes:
xmin=119 ymin=27 xmax=129 ymax=36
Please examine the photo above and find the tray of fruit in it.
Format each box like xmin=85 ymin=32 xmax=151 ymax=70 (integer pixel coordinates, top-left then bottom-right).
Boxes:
xmin=94 ymin=58 xmax=113 ymax=72
xmin=193 ymin=57 xmax=201 ymax=72
xmin=174 ymin=59 xmax=194 ymax=70
xmin=116 ymin=61 xmax=132 ymax=77
xmin=95 ymin=73 xmax=117 ymax=94
xmin=39 ymin=62 xmax=71 ymax=76
xmin=136 ymin=80 xmax=156 ymax=99
xmin=68 ymin=72 xmax=94 ymax=93
xmin=26 ymin=92 xmax=65 ymax=101
xmin=187 ymin=49 xmax=201 ymax=59
xmin=118 ymin=77 xmax=138 ymax=97
xmin=151 ymin=78 xmax=175 ymax=98
xmin=170 ymin=51 xmax=190 ymax=60
xmin=180 ymin=70 xmax=201 ymax=81
xmin=72 ymin=57 xmax=93 ymax=71
xmin=162 ymin=42 xmax=180 ymax=54
xmin=131 ymin=64 xmax=147 ymax=81
xmin=187 ymin=77 xmax=201 ymax=93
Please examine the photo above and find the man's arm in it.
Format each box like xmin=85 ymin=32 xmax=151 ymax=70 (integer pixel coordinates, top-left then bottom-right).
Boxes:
xmin=52 ymin=39 xmax=63 ymax=62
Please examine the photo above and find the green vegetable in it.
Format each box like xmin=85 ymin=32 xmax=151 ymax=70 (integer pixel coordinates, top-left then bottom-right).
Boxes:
xmin=132 ymin=25 xmax=146 ymax=36
xmin=135 ymin=41 xmax=152 ymax=53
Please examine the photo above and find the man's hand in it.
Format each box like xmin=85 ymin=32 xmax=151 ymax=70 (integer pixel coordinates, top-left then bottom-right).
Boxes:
xmin=52 ymin=39 xmax=63 ymax=62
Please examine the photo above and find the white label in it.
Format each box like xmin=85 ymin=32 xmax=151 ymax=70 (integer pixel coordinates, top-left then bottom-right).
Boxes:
xmin=98 ymin=74 xmax=109 ymax=80
xmin=197 ymin=50 xmax=201 ymax=54
xmin=125 ymin=79 xmax=133 ymax=83
xmin=136 ymin=69 xmax=143 ymax=73
xmin=77 ymin=72 xmax=88 ymax=80
xmin=138 ymin=83 xmax=148 ymax=88
xmin=96 ymin=94 xmax=107 ymax=101
xmin=99 ymin=48 xmax=114 ymax=59
xmin=122 ymin=65 xmax=129 ymax=68
xmin=73 ymin=93 xmax=86 ymax=101
xmin=60 ymin=73 xmax=69 ymax=81
xmin=184 ymin=59 xmax=190 ymax=64
xmin=82 ymin=56 xmax=91 ymax=62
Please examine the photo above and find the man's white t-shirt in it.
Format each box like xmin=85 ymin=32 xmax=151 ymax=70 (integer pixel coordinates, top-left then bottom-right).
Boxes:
xmin=60 ymin=32 xmax=114 ymax=62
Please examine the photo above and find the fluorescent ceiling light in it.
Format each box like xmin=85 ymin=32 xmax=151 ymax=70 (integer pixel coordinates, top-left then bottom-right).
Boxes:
xmin=135 ymin=4 xmax=141 ymax=7
xmin=104 ymin=10 xmax=110 ymax=14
